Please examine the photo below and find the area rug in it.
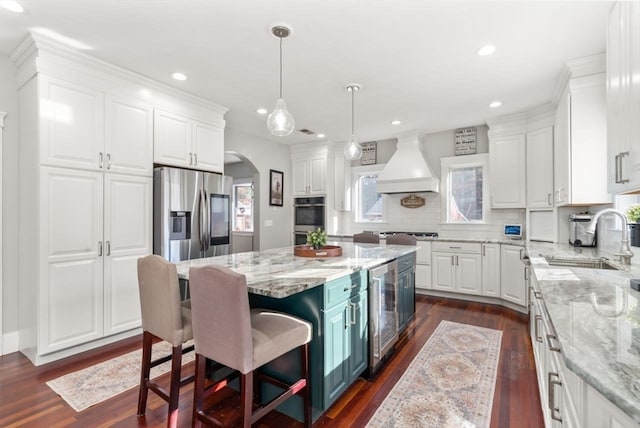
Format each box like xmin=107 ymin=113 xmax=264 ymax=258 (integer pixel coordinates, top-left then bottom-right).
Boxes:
xmin=46 ymin=341 xmax=195 ymax=412
xmin=366 ymin=320 xmax=502 ymax=428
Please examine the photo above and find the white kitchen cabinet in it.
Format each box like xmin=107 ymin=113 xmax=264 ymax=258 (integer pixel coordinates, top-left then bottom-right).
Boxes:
xmin=431 ymin=242 xmax=481 ymax=295
xmin=103 ymin=174 xmax=152 ymax=335
xmin=39 ymin=168 xmax=152 ymax=353
xmin=489 ymin=134 xmax=526 ymax=208
xmin=481 ymin=243 xmax=500 ymax=297
xmin=585 ymin=384 xmax=638 ymax=428
xmin=415 ymin=241 xmax=431 ymax=291
xmin=607 ymin=2 xmax=640 ymax=194
xmin=500 ymin=245 xmax=527 ymax=307
xmin=554 ymin=74 xmax=611 ymax=206
xmin=39 ymin=75 xmax=105 ymax=171
xmin=154 ymin=109 xmax=224 ymax=173
xmin=334 ymin=151 xmax=352 ymax=211
xmin=40 ymin=167 xmax=104 ymax=353
xmin=292 ymin=155 xmax=326 ymax=196
xmin=526 ymin=126 xmax=554 ymax=208
xmin=105 ymin=95 xmax=153 ymax=177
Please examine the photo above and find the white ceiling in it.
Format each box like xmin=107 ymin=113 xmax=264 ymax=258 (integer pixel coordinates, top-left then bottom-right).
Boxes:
xmin=0 ymin=0 xmax=612 ymax=145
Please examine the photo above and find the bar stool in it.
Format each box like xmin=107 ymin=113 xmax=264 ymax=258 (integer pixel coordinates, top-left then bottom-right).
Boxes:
xmin=353 ymin=232 xmax=380 ymax=244
xmin=385 ymin=233 xmax=417 ymax=246
xmin=189 ymin=265 xmax=313 ymax=428
xmin=137 ymin=255 xmax=194 ymax=428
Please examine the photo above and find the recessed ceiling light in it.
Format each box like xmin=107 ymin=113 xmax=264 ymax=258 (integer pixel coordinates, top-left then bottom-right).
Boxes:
xmin=477 ymin=45 xmax=496 ymax=56
xmin=172 ymin=72 xmax=187 ymax=81
xmin=489 ymin=101 xmax=502 ymax=108
xmin=391 ymin=120 xmax=402 ymax=125
xmin=0 ymin=0 xmax=24 ymax=13
xmin=317 ymin=134 xmax=326 ymax=138
xmin=257 ymin=108 xmax=268 ymax=115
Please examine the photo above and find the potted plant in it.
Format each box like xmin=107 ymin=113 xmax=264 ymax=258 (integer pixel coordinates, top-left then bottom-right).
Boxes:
xmin=626 ymin=204 xmax=640 ymax=247
xmin=306 ymin=227 xmax=328 ymax=250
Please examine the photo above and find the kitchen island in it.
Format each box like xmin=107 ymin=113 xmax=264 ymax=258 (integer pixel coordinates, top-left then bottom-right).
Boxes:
xmin=175 ymin=242 xmax=417 ymax=421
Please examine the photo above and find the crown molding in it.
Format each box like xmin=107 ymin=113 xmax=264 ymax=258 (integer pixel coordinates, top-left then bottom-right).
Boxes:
xmin=10 ymin=32 xmax=229 ymax=116
xmin=551 ymin=52 xmax=605 ymax=105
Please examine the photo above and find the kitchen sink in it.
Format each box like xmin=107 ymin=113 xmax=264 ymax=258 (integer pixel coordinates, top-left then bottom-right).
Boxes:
xmin=543 ymin=256 xmax=620 ymax=270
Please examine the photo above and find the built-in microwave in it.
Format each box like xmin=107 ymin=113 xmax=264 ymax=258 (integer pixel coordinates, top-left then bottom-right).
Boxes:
xmin=294 ymin=197 xmax=325 ymax=232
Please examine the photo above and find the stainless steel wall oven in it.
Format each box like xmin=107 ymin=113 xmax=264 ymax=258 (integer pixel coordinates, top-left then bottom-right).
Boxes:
xmin=294 ymin=196 xmax=325 ymax=245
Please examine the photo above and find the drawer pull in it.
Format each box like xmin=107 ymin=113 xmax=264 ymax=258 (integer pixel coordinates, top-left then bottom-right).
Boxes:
xmin=449 ymin=246 xmax=461 ymax=249
xmin=546 ymin=334 xmax=561 ymax=353
xmin=548 ymin=372 xmax=563 ymax=422
xmin=343 ymin=282 xmax=359 ymax=292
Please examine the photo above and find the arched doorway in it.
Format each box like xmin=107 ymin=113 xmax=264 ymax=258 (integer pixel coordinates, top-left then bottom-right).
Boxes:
xmin=224 ymin=151 xmax=260 ymax=253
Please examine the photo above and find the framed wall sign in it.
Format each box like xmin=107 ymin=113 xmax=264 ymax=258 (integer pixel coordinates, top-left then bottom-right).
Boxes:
xmin=269 ymin=169 xmax=283 ymax=206
xmin=454 ymin=127 xmax=477 ymax=155
xmin=360 ymin=142 xmax=377 ymax=165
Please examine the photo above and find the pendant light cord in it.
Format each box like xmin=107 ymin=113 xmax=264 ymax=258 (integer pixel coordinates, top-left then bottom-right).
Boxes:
xmin=351 ymin=88 xmax=355 ymax=135
xmin=279 ymin=37 xmax=283 ymax=99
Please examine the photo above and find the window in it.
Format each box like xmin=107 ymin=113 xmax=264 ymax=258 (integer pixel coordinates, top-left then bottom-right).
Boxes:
xmin=353 ymin=165 xmax=386 ymax=223
xmin=232 ymin=182 xmax=254 ymax=232
xmin=441 ymin=154 xmax=489 ymax=224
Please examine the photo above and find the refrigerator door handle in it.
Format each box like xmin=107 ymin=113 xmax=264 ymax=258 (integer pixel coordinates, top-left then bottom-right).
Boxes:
xmin=204 ymin=190 xmax=211 ymax=252
xmin=198 ymin=189 xmax=206 ymax=253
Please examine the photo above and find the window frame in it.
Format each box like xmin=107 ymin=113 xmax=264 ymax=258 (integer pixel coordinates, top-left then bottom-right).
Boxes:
xmin=231 ymin=179 xmax=254 ymax=233
xmin=352 ymin=164 xmax=388 ymax=224
xmin=440 ymin=153 xmax=490 ymax=225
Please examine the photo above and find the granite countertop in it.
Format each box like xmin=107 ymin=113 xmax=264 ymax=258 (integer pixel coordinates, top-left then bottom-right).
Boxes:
xmin=329 ymin=233 xmax=526 ymax=245
xmin=175 ymin=242 xmax=416 ymax=298
xmin=527 ymin=242 xmax=640 ymax=423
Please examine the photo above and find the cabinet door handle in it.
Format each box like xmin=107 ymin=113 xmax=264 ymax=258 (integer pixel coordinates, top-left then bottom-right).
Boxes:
xmin=524 ymin=267 xmax=529 ymax=281
xmin=455 ymin=255 xmax=459 ymax=266
xmin=615 ymin=153 xmax=621 ymax=183
xmin=546 ymin=334 xmax=561 ymax=353
xmin=350 ymin=303 xmax=357 ymax=325
xmin=106 ymin=153 xmax=111 ymax=170
xmin=99 ymin=152 xmax=104 ymax=169
xmin=98 ymin=241 xmax=103 ymax=256
xmin=547 ymin=193 xmax=552 ymax=206
xmin=451 ymin=255 xmax=454 ymax=265
xmin=548 ymin=372 xmax=563 ymax=422
xmin=519 ymin=248 xmax=524 ymax=260
xmin=619 ymin=151 xmax=630 ymax=184
xmin=106 ymin=241 xmax=111 ymax=256
xmin=534 ymin=315 xmax=543 ymax=343
xmin=194 ymin=153 xmax=198 ymax=166
xmin=189 ymin=153 xmax=193 ymax=165
xmin=482 ymin=245 xmax=485 ymax=257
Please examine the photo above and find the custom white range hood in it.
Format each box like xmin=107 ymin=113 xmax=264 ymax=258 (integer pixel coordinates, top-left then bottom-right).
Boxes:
xmin=376 ymin=134 xmax=439 ymax=194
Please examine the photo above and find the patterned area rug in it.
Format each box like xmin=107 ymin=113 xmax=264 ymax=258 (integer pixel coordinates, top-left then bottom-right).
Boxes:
xmin=46 ymin=341 xmax=195 ymax=412
xmin=366 ymin=320 xmax=502 ymax=428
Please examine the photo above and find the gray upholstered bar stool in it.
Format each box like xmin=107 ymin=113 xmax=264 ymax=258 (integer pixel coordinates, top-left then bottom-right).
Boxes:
xmin=189 ymin=265 xmax=312 ymax=428
xmin=137 ymin=255 xmax=194 ymax=428
xmin=353 ymin=231 xmax=380 ymax=244
xmin=385 ymin=233 xmax=417 ymax=246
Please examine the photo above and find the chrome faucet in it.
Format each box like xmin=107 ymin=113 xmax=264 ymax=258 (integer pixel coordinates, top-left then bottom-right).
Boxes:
xmin=586 ymin=208 xmax=634 ymax=265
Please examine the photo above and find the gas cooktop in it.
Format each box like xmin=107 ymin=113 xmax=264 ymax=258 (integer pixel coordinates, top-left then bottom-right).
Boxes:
xmin=380 ymin=231 xmax=438 ymax=238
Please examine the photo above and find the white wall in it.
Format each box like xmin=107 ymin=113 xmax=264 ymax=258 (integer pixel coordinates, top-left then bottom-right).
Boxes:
xmin=338 ymin=125 xmax=525 ymax=238
xmin=224 ymin=127 xmax=292 ymax=250
xmin=0 ymin=55 xmax=19 ymax=352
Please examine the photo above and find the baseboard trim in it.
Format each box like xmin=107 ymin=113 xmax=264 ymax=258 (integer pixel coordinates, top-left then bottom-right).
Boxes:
xmin=2 ymin=331 xmax=19 ymax=355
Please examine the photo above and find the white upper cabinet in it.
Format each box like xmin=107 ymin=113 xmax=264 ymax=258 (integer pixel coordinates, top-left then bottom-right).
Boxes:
xmin=192 ymin=120 xmax=224 ymax=173
xmin=291 ymin=147 xmax=327 ymax=196
xmin=105 ymin=95 xmax=153 ymax=177
xmin=554 ymin=72 xmax=611 ymax=206
xmin=489 ymin=134 xmax=526 ymax=208
xmin=154 ymin=109 xmax=224 ymax=173
xmin=39 ymin=75 xmax=105 ymax=171
xmin=607 ymin=2 xmax=640 ymax=194
xmin=526 ymin=126 xmax=554 ymax=208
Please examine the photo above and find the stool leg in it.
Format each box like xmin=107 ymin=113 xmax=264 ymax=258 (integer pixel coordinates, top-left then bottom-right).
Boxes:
xmin=167 ymin=345 xmax=183 ymax=428
xmin=241 ymin=371 xmax=254 ymax=428
xmin=301 ymin=343 xmax=312 ymax=428
xmin=137 ymin=331 xmax=153 ymax=416
xmin=192 ymin=354 xmax=206 ymax=428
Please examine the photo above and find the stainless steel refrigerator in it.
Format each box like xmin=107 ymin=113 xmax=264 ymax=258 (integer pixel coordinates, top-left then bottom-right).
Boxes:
xmin=154 ymin=166 xmax=232 ymax=262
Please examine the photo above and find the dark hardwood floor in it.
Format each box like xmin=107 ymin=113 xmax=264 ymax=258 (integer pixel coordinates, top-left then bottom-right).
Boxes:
xmin=0 ymin=296 xmax=544 ymax=427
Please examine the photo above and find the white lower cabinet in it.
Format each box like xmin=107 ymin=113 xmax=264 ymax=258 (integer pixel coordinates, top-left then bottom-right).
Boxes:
xmin=585 ymin=384 xmax=639 ymax=428
xmin=415 ymin=241 xmax=431 ymax=291
xmin=431 ymin=242 xmax=481 ymax=295
xmin=36 ymin=167 xmax=151 ymax=358
xmin=500 ymin=245 xmax=527 ymax=306
xmin=481 ymin=243 xmax=500 ymax=297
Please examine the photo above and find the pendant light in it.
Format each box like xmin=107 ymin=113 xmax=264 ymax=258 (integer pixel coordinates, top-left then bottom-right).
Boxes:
xmin=267 ymin=25 xmax=295 ymax=136
xmin=344 ymin=84 xmax=362 ymax=160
